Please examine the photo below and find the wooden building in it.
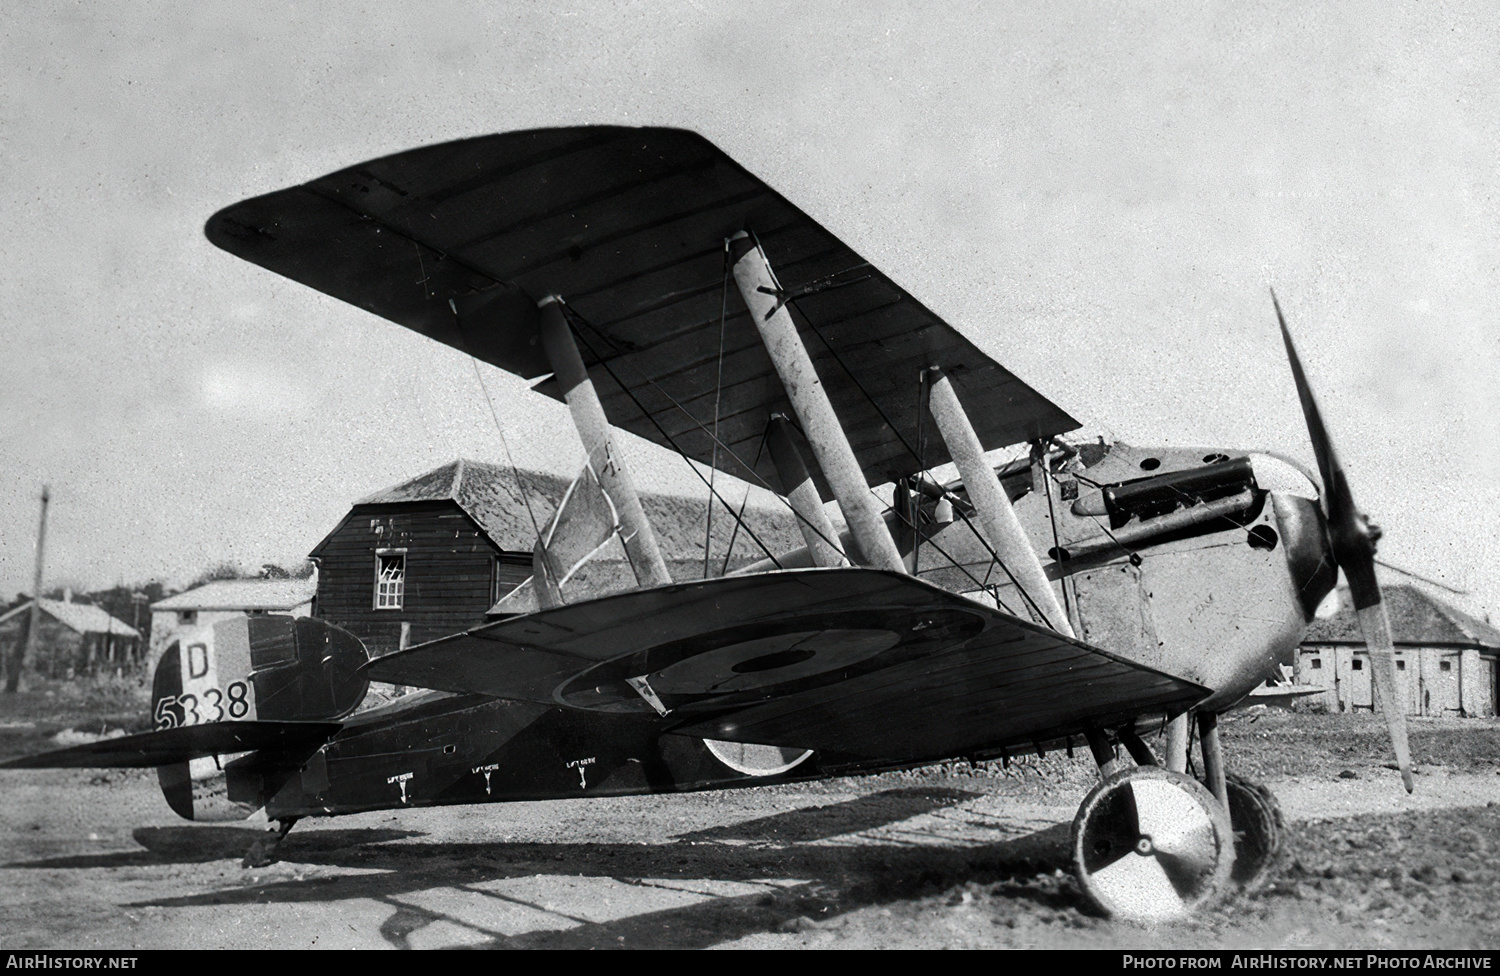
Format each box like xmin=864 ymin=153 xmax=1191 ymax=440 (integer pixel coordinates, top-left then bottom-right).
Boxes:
xmin=1294 ymin=584 xmax=1500 ymax=717
xmin=309 ymin=459 xmax=801 ymax=658
xmin=0 ymin=598 xmax=141 ymax=678
xmin=148 ymin=578 xmax=318 ymax=662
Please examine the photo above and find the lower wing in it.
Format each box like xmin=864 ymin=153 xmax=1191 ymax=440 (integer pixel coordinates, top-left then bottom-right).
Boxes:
xmin=366 ymin=567 xmax=1208 ymax=763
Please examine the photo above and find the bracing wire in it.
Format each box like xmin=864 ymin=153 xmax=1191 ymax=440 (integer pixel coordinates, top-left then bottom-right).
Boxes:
xmin=552 ymin=240 xmax=1081 ymax=615
xmin=746 ymin=232 xmax=1065 ymax=625
xmin=972 ymin=556 xmax=1021 ymax=617
xmin=558 ymin=302 xmax=854 ymax=570
xmin=871 ymin=482 xmax=1044 ymax=618
xmin=941 ymin=491 xmax=1055 ymax=628
xmin=703 ymin=241 xmax=730 ymax=579
xmin=559 ymin=304 xmax=786 ymax=568
xmin=913 ymin=368 xmax=930 ymax=577
xmin=719 ymin=421 xmax=771 ymax=577
xmin=749 ymin=228 xmax=924 ymax=468
xmin=463 ymin=331 xmax=544 ymax=544
xmin=387 ymin=209 xmax=547 ymax=547
xmin=564 ymin=234 xmax=1045 ymax=596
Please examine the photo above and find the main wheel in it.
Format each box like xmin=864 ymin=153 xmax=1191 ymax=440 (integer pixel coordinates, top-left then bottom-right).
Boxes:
xmin=1072 ymin=766 xmax=1235 ymax=922
xmin=1224 ymin=774 xmax=1284 ymax=892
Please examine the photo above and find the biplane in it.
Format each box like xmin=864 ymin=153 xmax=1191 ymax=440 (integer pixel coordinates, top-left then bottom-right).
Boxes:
xmin=2 ymin=127 xmax=1414 ymax=923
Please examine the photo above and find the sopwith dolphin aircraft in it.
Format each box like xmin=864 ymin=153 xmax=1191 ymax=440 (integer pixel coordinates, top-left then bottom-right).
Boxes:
xmin=2 ymin=127 xmax=1412 ymax=922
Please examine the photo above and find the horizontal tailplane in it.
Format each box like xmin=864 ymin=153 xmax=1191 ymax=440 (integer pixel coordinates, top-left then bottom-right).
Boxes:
xmin=0 ymin=720 xmax=341 ymax=769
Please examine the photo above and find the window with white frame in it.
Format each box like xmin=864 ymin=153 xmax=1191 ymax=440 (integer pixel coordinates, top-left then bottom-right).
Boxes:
xmin=375 ymin=550 xmax=406 ymax=609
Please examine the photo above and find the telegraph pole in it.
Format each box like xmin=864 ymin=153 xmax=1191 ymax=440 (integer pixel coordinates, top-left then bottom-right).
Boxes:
xmin=6 ymin=486 xmax=49 ymax=693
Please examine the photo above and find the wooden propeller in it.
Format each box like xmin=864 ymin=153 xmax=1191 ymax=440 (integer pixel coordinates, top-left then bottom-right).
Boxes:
xmin=1273 ymin=291 xmax=1414 ymax=793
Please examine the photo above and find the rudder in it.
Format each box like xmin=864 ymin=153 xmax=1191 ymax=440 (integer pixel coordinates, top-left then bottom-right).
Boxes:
xmin=150 ymin=615 xmax=367 ymax=820
xmin=152 ymin=614 xmax=368 ymax=729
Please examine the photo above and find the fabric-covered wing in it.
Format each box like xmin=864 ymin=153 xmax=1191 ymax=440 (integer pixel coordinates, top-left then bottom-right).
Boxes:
xmin=0 ymin=721 xmax=342 ymax=769
xmin=365 ymin=568 xmax=1205 ymax=764
xmin=206 ymin=127 xmax=1078 ymax=490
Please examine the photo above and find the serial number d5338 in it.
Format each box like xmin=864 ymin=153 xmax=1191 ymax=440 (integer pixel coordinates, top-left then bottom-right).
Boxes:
xmin=154 ymin=680 xmax=252 ymax=729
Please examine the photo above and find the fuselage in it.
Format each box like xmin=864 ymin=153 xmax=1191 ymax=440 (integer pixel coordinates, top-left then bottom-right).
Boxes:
xmin=934 ymin=440 xmax=1335 ymax=713
xmin=177 ymin=690 xmax=870 ymax=821
xmin=170 ymin=439 xmax=1336 ymax=824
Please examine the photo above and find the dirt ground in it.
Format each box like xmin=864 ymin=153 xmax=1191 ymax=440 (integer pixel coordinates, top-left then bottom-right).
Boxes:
xmin=2 ymin=699 xmax=1499 ymax=950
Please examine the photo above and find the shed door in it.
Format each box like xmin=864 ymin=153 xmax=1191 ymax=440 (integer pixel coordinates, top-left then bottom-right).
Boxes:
xmin=1298 ymin=648 xmax=1334 ymax=711
xmin=1430 ymin=653 xmax=1462 ymax=715
xmin=1349 ymin=653 xmax=1374 ymax=711
xmin=1394 ymin=653 xmax=1420 ymax=716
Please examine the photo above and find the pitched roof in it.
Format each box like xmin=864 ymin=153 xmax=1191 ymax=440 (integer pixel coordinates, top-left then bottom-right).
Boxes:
xmin=0 ymin=599 xmax=140 ymax=638
xmin=1303 ymin=584 xmax=1500 ymax=648
xmin=151 ymin=578 xmax=318 ymax=612
xmin=340 ymin=459 xmax=803 ymax=560
xmin=351 ymin=459 xmax=569 ymax=552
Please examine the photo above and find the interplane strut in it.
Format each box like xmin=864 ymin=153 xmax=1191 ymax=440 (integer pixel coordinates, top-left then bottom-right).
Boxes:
xmin=766 ymin=414 xmax=849 ymax=568
xmin=537 ymin=295 xmax=672 ymax=590
xmin=728 ymin=232 xmax=907 ymax=575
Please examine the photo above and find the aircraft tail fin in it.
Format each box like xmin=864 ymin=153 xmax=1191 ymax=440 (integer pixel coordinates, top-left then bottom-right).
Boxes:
xmin=2 ymin=615 xmax=366 ymax=821
xmin=151 ymin=614 xmax=368 ymax=728
xmin=149 ymin=614 xmax=366 ymax=820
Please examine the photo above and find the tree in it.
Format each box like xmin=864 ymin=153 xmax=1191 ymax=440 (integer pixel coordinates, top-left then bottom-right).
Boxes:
xmin=82 ymin=582 xmax=165 ymax=657
xmin=258 ymin=560 xmax=316 ymax=580
xmin=188 ymin=562 xmax=244 ymax=590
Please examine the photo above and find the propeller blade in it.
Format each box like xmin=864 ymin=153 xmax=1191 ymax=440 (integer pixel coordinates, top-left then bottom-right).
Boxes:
xmin=1357 ymin=603 xmax=1416 ymax=793
xmin=1273 ymin=291 xmax=1414 ymax=793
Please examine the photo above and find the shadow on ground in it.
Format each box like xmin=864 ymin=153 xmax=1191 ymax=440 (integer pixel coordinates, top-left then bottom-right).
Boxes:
xmin=6 ymin=787 xmax=1078 ymax=948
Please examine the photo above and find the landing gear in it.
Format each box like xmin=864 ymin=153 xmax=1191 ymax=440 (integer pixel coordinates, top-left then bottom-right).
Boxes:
xmin=1069 ymin=713 xmax=1287 ymax=920
xmin=1223 ymin=774 xmax=1284 ymax=892
xmin=1196 ymin=711 xmax=1286 ymax=892
xmin=1071 ymin=766 xmax=1236 ymax=922
xmin=242 ymin=817 xmax=298 ymax=869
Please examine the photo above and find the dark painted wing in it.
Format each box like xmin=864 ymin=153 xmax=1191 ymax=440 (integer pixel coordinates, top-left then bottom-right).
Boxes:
xmin=365 ymin=568 xmax=1206 ymax=763
xmin=205 ymin=127 xmax=1078 ymax=490
xmin=0 ymin=721 xmax=342 ymax=769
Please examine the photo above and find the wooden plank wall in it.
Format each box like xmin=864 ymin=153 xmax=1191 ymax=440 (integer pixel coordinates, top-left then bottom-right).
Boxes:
xmin=312 ymin=501 xmax=527 ymax=657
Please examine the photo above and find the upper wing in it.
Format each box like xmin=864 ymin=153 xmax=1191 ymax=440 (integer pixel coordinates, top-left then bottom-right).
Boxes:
xmin=206 ymin=127 xmax=1079 ymax=490
xmin=365 ymin=568 xmax=1205 ymax=763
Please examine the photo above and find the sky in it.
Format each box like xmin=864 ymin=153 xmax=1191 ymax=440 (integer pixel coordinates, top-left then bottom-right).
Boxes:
xmin=2 ymin=1 xmax=1497 ymax=615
